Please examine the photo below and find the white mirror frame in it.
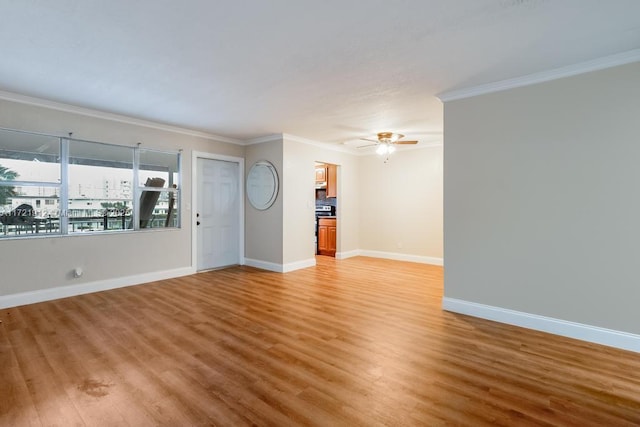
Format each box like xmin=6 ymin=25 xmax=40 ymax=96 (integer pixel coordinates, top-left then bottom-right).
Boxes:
xmin=246 ymin=160 xmax=279 ymax=210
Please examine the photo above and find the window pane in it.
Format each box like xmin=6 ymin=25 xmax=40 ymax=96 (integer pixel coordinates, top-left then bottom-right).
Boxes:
xmin=0 ymin=186 xmax=61 ymax=238
xmin=0 ymin=128 xmax=60 ymax=182
xmin=139 ymin=150 xmax=179 ymax=189
xmin=138 ymin=150 xmax=180 ymax=230
xmin=69 ymin=141 xmax=133 ymax=233
xmin=139 ymin=189 xmax=179 ymax=229
xmin=67 ymin=198 xmax=132 ymax=233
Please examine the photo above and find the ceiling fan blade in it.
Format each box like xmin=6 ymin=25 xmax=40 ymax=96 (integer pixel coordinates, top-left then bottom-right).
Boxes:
xmin=357 ymin=143 xmax=378 ymax=148
xmin=359 ymin=138 xmax=379 ymax=143
xmin=395 ymin=140 xmax=418 ymax=144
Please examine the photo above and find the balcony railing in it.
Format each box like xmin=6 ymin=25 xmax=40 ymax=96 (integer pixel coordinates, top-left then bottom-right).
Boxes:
xmin=1 ymin=212 xmax=178 ymax=237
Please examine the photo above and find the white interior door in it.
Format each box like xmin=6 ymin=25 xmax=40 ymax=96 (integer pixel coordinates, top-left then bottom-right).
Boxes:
xmin=197 ymin=158 xmax=240 ymax=270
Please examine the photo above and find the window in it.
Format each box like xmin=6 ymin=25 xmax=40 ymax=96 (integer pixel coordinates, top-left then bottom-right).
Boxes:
xmin=0 ymin=127 xmax=181 ymax=238
xmin=69 ymin=140 xmax=133 ymax=233
xmin=0 ymin=129 xmax=61 ymax=237
xmin=138 ymin=149 xmax=180 ymax=229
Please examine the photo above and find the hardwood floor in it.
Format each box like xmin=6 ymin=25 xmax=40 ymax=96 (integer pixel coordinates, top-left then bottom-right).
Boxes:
xmin=1 ymin=256 xmax=639 ymax=426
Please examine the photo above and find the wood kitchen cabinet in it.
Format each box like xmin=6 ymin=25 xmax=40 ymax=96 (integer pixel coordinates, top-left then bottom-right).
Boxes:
xmin=315 ymin=163 xmax=337 ymax=197
xmin=326 ymin=164 xmax=337 ymax=198
xmin=318 ymin=217 xmax=337 ymax=257
xmin=315 ymin=166 xmax=327 ymax=183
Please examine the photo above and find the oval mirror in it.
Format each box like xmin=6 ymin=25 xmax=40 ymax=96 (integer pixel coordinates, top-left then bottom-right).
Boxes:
xmin=246 ymin=160 xmax=279 ymax=210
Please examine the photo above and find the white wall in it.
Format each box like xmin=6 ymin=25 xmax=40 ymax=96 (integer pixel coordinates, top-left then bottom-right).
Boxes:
xmin=0 ymin=98 xmax=243 ymax=300
xmin=282 ymin=135 xmax=360 ymax=264
xmin=444 ymin=61 xmax=640 ymax=335
xmin=244 ymin=134 xmax=442 ymax=269
xmin=243 ymin=135 xmax=361 ymax=269
xmin=358 ymin=146 xmax=443 ymax=261
xmin=244 ymin=138 xmax=284 ymax=265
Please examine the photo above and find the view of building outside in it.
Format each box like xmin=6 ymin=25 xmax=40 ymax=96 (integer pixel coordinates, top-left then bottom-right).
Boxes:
xmin=0 ymin=153 xmax=178 ymax=236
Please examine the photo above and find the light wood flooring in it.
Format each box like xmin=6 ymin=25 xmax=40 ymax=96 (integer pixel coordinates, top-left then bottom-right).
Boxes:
xmin=1 ymin=256 xmax=639 ymax=426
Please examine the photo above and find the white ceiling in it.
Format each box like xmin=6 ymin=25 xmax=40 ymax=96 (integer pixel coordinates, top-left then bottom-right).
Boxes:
xmin=1 ymin=0 xmax=639 ymax=147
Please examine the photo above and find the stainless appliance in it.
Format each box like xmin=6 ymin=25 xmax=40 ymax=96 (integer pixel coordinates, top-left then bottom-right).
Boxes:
xmin=315 ymin=205 xmax=334 ymax=254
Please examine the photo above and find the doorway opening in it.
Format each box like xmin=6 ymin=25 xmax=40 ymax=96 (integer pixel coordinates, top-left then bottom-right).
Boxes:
xmin=314 ymin=161 xmax=338 ymax=257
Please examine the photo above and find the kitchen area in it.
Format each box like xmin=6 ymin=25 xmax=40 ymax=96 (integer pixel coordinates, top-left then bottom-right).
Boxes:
xmin=314 ymin=162 xmax=338 ymax=257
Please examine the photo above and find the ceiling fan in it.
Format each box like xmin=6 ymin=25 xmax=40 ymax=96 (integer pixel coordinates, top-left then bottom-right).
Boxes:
xmin=359 ymin=132 xmax=418 ymax=156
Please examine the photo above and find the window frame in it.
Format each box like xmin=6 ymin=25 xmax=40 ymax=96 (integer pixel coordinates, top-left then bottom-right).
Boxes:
xmin=0 ymin=127 xmax=181 ymax=239
xmin=134 ymin=146 xmax=182 ymax=230
xmin=0 ymin=128 xmax=63 ymax=236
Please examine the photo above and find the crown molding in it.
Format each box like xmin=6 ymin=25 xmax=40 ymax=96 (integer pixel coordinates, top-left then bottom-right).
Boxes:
xmin=437 ymin=48 xmax=640 ymax=102
xmin=282 ymin=133 xmax=355 ymax=154
xmin=244 ymin=133 xmax=283 ymax=145
xmin=0 ymin=89 xmax=243 ymax=145
xmin=244 ymin=133 xmax=358 ymax=154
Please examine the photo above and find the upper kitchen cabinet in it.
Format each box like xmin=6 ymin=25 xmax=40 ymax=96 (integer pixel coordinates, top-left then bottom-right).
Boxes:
xmin=326 ymin=164 xmax=337 ymax=198
xmin=315 ymin=165 xmax=326 ymax=183
xmin=315 ymin=162 xmax=337 ymax=198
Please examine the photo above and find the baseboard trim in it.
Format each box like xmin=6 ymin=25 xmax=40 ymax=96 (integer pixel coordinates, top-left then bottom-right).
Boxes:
xmin=358 ymin=250 xmax=443 ymax=266
xmin=244 ymin=258 xmax=317 ymax=273
xmin=0 ymin=266 xmax=196 ymax=309
xmin=442 ymin=297 xmax=640 ymax=353
xmin=245 ymin=251 xmax=442 ymax=267
xmin=335 ymin=250 xmax=361 ymax=260
xmin=244 ymin=258 xmax=283 ymax=273
xmin=283 ymin=258 xmax=316 ymax=273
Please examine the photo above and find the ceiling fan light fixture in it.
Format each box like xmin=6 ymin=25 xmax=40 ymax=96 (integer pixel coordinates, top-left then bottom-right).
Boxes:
xmin=377 ymin=132 xmax=403 ymax=143
xmin=359 ymin=131 xmax=417 ymax=159
xmin=375 ymin=143 xmax=396 ymax=156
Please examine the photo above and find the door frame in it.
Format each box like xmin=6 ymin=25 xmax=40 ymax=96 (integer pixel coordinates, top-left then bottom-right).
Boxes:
xmin=191 ymin=151 xmax=245 ymax=271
